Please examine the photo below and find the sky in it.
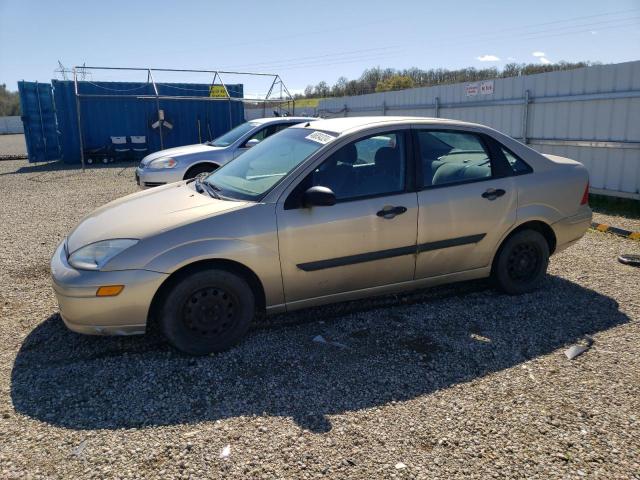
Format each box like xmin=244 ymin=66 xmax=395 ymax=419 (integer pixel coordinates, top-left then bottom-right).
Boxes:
xmin=1 ymin=0 xmax=639 ymax=96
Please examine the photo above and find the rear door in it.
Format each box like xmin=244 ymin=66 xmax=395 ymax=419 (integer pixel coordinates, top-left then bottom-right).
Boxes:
xmin=413 ymin=127 xmax=517 ymax=279
xmin=18 ymin=81 xmax=60 ymax=162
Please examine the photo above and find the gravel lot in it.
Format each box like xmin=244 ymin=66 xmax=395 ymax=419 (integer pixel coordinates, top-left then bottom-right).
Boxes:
xmin=0 ymin=134 xmax=27 ymax=157
xmin=0 ymin=159 xmax=639 ymax=479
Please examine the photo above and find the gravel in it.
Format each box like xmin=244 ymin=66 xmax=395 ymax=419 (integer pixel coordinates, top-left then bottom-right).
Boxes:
xmin=1 ymin=159 xmax=639 ymax=479
xmin=0 ymin=134 xmax=27 ymax=158
xmin=592 ymin=212 xmax=640 ymax=234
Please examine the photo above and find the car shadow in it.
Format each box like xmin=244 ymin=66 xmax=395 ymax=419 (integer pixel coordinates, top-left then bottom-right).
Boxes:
xmin=0 ymin=160 xmax=137 ymax=177
xmin=11 ymin=275 xmax=629 ymax=433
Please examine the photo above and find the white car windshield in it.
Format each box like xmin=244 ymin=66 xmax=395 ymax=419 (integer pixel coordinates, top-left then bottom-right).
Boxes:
xmin=204 ymin=128 xmax=336 ymax=201
xmin=209 ymin=122 xmax=259 ymax=147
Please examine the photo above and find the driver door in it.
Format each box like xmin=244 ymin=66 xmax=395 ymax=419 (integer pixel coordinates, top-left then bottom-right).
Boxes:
xmin=276 ymin=129 xmax=418 ymax=305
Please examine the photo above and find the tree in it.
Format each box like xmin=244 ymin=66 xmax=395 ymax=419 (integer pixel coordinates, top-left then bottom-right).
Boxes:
xmin=297 ymin=61 xmax=597 ymax=99
xmin=314 ymin=81 xmax=330 ymax=97
xmin=375 ymin=75 xmax=415 ymax=93
xmin=0 ymin=84 xmax=21 ymax=116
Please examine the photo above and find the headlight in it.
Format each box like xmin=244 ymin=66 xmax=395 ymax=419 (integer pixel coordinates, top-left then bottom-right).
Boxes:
xmin=149 ymin=157 xmax=177 ymax=169
xmin=68 ymin=239 xmax=139 ymax=270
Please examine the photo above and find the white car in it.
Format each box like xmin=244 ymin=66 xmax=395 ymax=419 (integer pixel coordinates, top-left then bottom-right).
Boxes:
xmin=135 ymin=117 xmax=315 ymax=188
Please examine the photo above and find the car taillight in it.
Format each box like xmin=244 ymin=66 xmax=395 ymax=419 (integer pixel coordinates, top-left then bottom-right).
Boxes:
xmin=581 ymin=182 xmax=589 ymax=205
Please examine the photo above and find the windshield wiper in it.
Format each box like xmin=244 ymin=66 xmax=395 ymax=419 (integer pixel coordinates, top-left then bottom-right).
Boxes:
xmin=195 ymin=177 xmax=220 ymax=199
xmin=204 ymin=179 xmax=222 ymax=192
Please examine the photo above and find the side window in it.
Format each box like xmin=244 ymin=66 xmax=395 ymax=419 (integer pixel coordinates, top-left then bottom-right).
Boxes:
xmin=500 ymin=146 xmax=533 ymax=175
xmin=417 ymin=130 xmax=492 ymax=187
xmin=309 ymin=131 xmax=406 ymax=201
xmin=273 ymin=123 xmax=293 ymax=134
xmin=243 ymin=126 xmax=270 ymax=146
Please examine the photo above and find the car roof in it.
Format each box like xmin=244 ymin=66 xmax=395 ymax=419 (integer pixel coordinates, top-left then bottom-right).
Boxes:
xmin=249 ymin=116 xmax=316 ymax=125
xmin=292 ymin=116 xmax=483 ymax=135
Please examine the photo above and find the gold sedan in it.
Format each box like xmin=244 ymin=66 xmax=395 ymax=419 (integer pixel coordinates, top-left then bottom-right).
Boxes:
xmin=51 ymin=117 xmax=591 ymax=354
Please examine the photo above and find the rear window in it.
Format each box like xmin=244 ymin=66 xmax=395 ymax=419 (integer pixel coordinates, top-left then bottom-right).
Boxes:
xmin=500 ymin=146 xmax=533 ymax=174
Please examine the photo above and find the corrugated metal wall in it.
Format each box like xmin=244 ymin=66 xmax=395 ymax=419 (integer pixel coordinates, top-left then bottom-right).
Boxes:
xmin=52 ymin=80 xmax=245 ymax=164
xmin=319 ymin=61 xmax=640 ymax=199
xmin=18 ymin=81 xmax=60 ymax=162
xmin=0 ymin=116 xmax=24 ymax=134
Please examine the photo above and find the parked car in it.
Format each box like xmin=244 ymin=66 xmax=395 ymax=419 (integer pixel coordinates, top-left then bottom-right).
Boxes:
xmin=135 ymin=116 xmax=315 ymax=188
xmin=52 ymin=116 xmax=591 ymax=355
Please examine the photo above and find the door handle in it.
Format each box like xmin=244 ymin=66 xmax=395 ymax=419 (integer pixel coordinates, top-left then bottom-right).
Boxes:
xmin=376 ymin=206 xmax=407 ymax=218
xmin=481 ymin=188 xmax=506 ymax=200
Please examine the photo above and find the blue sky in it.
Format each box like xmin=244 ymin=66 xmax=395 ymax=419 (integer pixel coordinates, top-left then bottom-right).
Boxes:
xmin=1 ymin=0 xmax=639 ymax=95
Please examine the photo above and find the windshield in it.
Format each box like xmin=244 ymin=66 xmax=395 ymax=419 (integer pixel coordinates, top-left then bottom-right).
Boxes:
xmin=209 ymin=122 xmax=259 ymax=147
xmin=204 ymin=128 xmax=336 ymax=201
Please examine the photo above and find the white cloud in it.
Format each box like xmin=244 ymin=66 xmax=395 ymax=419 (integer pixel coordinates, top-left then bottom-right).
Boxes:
xmin=539 ymin=57 xmax=552 ymax=65
xmin=507 ymin=56 xmax=516 ymax=61
xmin=590 ymin=30 xmax=598 ymax=35
xmin=532 ymin=51 xmax=546 ymax=57
xmin=477 ymin=54 xmax=500 ymax=62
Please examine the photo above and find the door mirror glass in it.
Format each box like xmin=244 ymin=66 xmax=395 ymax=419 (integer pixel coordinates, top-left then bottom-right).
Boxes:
xmin=245 ymin=138 xmax=261 ymax=149
xmin=303 ymin=186 xmax=336 ymax=207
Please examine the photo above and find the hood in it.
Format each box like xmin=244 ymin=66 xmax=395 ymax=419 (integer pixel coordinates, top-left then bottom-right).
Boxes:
xmin=67 ymin=182 xmax=249 ymax=253
xmin=141 ymin=144 xmax=226 ymax=165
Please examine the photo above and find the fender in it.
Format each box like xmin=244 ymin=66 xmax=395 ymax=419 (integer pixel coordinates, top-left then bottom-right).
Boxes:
xmin=144 ymin=238 xmax=285 ymax=307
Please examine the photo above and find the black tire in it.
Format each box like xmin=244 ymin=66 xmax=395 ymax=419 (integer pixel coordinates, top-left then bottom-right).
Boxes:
xmin=493 ymin=229 xmax=550 ymax=295
xmin=183 ymin=163 xmax=217 ymax=180
xmin=160 ymin=269 xmax=255 ymax=355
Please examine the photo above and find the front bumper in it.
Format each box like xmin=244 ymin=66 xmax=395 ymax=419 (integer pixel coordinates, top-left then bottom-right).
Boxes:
xmin=135 ymin=166 xmax=185 ymax=189
xmin=552 ymin=207 xmax=592 ymax=253
xmin=50 ymin=241 xmax=168 ymax=335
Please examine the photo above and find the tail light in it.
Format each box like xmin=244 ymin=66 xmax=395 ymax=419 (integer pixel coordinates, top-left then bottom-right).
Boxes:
xmin=581 ymin=182 xmax=589 ymax=205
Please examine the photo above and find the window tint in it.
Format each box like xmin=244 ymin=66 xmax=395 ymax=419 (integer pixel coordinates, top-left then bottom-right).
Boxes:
xmin=273 ymin=123 xmax=293 ymax=133
xmin=244 ymin=126 xmax=270 ymax=145
xmin=210 ymin=121 xmax=258 ymax=147
xmin=308 ymin=132 xmax=406 ymax=201
xmin=501 ymin=146 xmax=532 ymax=174
xmin=417 ymin=130 xmax=492 ymax=187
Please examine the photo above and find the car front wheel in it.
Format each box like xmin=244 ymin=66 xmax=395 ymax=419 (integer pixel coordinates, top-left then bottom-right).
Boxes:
xmin=493 ymin=229 xmax=550 ymax=295
xmin=184 ymin=163 xmax=217 ymax=180
xmin=160 ymin=269 xmax=255 ymax=355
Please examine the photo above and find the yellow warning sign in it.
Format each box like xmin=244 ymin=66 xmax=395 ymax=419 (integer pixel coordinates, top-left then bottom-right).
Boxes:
xmin=209 ymin=85 xmax=229 ymax=98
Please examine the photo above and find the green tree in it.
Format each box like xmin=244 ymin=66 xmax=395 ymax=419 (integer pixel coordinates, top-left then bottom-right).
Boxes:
xmin=298 ymin=60 xmax=597 ymax=99
xmin=375 ymin=75 xmax=415 ymax=92
xmin=0 ymin=84 xmax=21 ymax=116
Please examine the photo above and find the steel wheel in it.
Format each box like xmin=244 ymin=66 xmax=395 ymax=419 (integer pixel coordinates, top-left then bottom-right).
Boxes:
xmin=160 ymin=268 xmax=255 ymax=355
xmin=182 ymin=287 xmax=238 ymax=338
xmin=506 ymin=242 xmax=541 ymax=282
xmin=493 ymin=229 xmax=550 ymax=295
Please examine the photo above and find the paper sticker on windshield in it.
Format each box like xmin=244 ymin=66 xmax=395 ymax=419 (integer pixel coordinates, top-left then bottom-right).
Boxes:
xmin=305 ymin=131 xmax=335 ymax=145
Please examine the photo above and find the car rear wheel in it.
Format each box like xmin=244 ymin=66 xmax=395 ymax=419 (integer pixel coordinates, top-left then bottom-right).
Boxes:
xmin=184 ymin=163 xmax=217 ymax=180
xmin=493 ymin=229 xmax=549 ymax=295
xmin=160 ymin=269 xmax=255 ymax=355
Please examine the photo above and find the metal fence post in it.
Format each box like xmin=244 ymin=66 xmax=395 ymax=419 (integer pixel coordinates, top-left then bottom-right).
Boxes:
xmin=521 ymin=89 xmax=530 ymax=144
xmin=434 ymin=96 xmax=440 ymax=118
xmin=343 ymin=104 xmax=348 ymax=117
xmin=382 ymin=100 xmax=387 ymax=116
xmin=73 ymin=69 xmax=86 ymax=172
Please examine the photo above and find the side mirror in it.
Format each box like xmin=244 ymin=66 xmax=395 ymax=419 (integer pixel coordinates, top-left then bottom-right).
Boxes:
xmin=303 ymin=186 xmax=336 ymax=207
xmin=245 ymin=138 xmax=260 ymax=149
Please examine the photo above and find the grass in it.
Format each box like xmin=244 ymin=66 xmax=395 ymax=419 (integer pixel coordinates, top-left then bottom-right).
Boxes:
xmin=589 ymin=194 xmax=640 ymax=220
